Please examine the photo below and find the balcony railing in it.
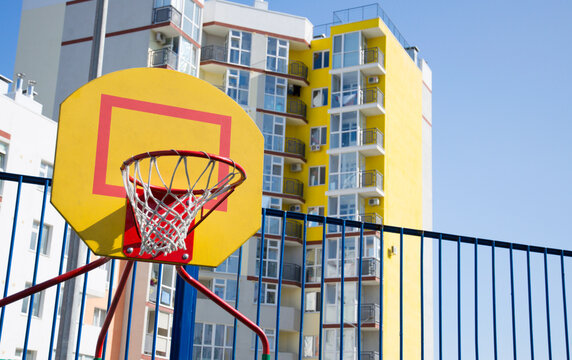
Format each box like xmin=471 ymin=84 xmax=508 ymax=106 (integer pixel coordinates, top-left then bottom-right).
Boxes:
xmin=358 ymin=213 xmax=383 ymax=225
xmin=283 ymin=178 xmax=304 ymax=198
xmin=149 ymin=48 xmax=178 ymax=69
xmin=152 ymin=6 xmax=182 ymax=27
xmin=361 ymin=351 xmax=380 ymax=360
xmin=284 ymin=137 xmax=305 ymax=158
xmin=331 ymin=88 xmax=384 ymax=109
xmin=285 ymin=219 xmax=302 ymax=238
xmin=361 ymin=303 xmax=381 ymax=325
xmin=286 ymin=98 xmax=307 ymax=119
xmin=201 ymin=44 xmax=227 ymax=63
xmin=362 ymin=47 xmax=384 ymax=67
xmin=283 ymin=263 xmax=301 ymax=283
xmin=288 ymin=61 xmax=308 ymax=81
xmin=361 ymin=128 xmax=383 ymax=148
xmin=362 ymin=88 xmax=384 ymax=107
xmin=329 ymin=170 xmax=383 ymax=192
xmin=361 ymin=257 xmax=381 ymax=277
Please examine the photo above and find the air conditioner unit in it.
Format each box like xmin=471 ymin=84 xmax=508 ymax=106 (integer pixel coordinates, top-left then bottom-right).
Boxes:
xmin=367 ymin=76 xmax=379 ymax=84
xmin=290 ymin=163 xmax=302 ymax=173
xmin=155 ymin=32 xmax=167 ymax=45
xmin=290 ymin=205 xmax=302 ymax=212
xmin=368 ymin=198 xmax=380 ymax=206
xmin=311 ymin=145 xmax=321 ymax=151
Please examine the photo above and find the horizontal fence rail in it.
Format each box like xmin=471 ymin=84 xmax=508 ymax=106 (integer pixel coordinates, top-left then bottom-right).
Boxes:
xmin=0 ymin=171 xmax=571 ymax=360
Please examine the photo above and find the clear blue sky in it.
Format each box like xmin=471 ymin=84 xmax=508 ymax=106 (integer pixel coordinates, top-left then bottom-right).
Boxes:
xmin=1 ymin=0 xmax=571 ymax=249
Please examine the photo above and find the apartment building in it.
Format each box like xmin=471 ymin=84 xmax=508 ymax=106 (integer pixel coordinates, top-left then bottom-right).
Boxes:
xmin=13 ymin=0 xmax=432 ymax=358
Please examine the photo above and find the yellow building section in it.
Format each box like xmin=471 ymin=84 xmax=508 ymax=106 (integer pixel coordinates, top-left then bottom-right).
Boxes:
xmin=287 ymin=18 xmax=424 ymax=360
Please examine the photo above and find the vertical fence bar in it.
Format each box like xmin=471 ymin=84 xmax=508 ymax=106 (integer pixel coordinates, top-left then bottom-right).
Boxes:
xmin=23 ymin=179 xmax=49 ymax=359
xmin=254 ymin=209 xmax=266 ymax=358
xmin=457 ymin=236 xmax=461 ymax=360
xmin=399 ymin=228 xmax=404 ymax=360
xmin=379 ymin=227 xmax=383 ymax=360
xmin=0 ymin=175 xmax=22 ymax=341
xmin=298 ymin=215 xmax=308 ymax=360
xmin=357 ymin=222 xmax=364 ymax=360
xmin=420 ymin=233 xmax=424 ymax=360
xmin=562 ymin=251 xmax=571 ymax=360
xmin=544 ymin=249 xmax=552 ymax=360
xmin=527 ymin=246 xmax=535 ymax=360
xmin=318 ymin=217 xmax=326 ymax=360
xmin=124 ymin=261 xmax=137 ymax=360
xmin=48 ymin=224 xmax=69 ymax=360
xmin=151 ymin=264 xmax=163 ymax=360
xmin=339 ymin=220 xmax=346 ymax=360
xmin=231 ymin=246 xmax=243 ymax=360
xmin=474 ymin=238 xmax=479 ymax=360
xmin=274 ymin=212 xmax=287 ymax=359
xmin=492 ymin=241 xmax=498 ymax=360
xmin=102 ymin=259 xmax=116 ymax=359
xmin=75 ymin=250 xmax=91 ymax=360
xmin=509 ymin=244 xmax=517 ymax=360
xmin=438 ymin=234 xmax=442 ymax=360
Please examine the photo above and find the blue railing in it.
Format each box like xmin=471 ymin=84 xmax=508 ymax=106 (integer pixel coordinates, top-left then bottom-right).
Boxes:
xmin=0 ymin=171 xmax=571 ymax=359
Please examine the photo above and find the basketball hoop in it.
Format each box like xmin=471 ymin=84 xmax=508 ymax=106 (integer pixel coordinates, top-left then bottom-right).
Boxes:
xmin=120 ymin=150 xmax=246 ymax=257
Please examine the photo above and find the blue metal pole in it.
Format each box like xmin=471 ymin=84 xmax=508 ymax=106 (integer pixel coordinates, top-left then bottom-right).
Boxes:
xmin=101 ymin=259 xmax=116 ymax=359
xmin=232 ymin=246 xmax=243 ymax=360
xmin=151 ymin=264 xmax=163 ymax=360
xmin=438 ymin=234 xmax=442 ymax=360
xmin=562 ymin=251 xmax=570 ymax=360
xmin=0 ymin=175 xmax=22 ymax=341
xmin=75 ymin=250 xmax=91 ymax=360
xmin=474 ymin=238 xmax=479 ymax=360
xmin=399 ymin=228 xmax=403 ymax=360
xmin=274 ymin=211 xmax=287 ymax=359
xmin=544 ymin=249 xmax=552 ymax=360
xmin=492 ymin=241 xmax=498 ymax=360
xmin=48 ymin=224 xmax=69 ymax=360
xmin=379 ymin=227 xmax=383 ymax=360
xmin=420 ymin=233 xmax=425 ymax=360
xmin=298 ymin=215 xmax=308 ymax=360
xmin=254 ymin=209 xmax=267 ymax=358
xmin=318 ymin=216 xmax=326 ymax=360
xmin=124 ymin=261 xmax=137 ymax=360
xmin=340 ymin=220 xmax=346 ymax=360
xmin=23 ymin=179 xmax=49 ymax=359
xmin=457 ymin=236 xmax=461 ymax=360
xmin=527 ymin=246 xmax=535 ymax=360
xmin=171 ymin=264 xmax=198 ymax=360
xmin=509 ymin=244 xmax=517 ymax=360
xmin=357 ymin=222 xmax=364 ymax=360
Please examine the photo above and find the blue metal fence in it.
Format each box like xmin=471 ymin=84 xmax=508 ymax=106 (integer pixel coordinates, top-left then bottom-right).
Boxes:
xmin=0 ymin=171 xmax=571 ymax=359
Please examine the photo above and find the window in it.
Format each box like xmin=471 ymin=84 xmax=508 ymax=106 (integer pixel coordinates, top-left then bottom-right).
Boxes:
xmin=178 ymin=37 xmax=199 ymax=76
xmin=149 ymin=264 xmax=176 ymax=308
xmin=264 ymin=76 xmax=287 ymax=112
xmin=144 ymin=309 xmax=173 ymax=357
xmin=181 ymin=0 xmax=202 ymax=43
xmin=304 ymin=335 xmax=318 ymax=358
xmin=305 ymin=291 xmax=321 ymax=312
xmin=226 ymin=69 xmax=249 ymax=106
xmin=332 ymin=31 xmax=363 ymax=69
xmin=311 ymin=88 xmax=328 ymax=107
xmin=331 ymin=71 xmax=364 ymax=108
xmin=307 ymin=206 xmax=324 ymax=228
xmin=262 ymin=114 xmax=285 ymax=152
xmin=194 ymin=323 xmax=234 ymax=360
xmin=21 ymin=283 xmax=43 ymax=317
xmin=329 ymin=153 xmax=363 ymax=191
xmin=313 ymin=50 xmax=329 ymax=69
xmin=325 ymin=237 xmax=358 ymax=278
xmin=15 ymin=349 xmax=37 ymax=360
xmin=215 ymin=249 xmax=239 ymax=273
xmin=212 ymin=278 xmax=237 ymax=301
xmin=266 ymin=37 xmax=288 ymax=73
xmin=30 ymin=221 xmax=51 ymax=256
xmin=252 ymin=328 xmax=275 ymax=351
xmin=330 ymin=111 xmax=365 ymax=149
xmin=228 ymin=30 xmax=251 ymax=66
xmin=93 ymin=308 xmax=107 ymax=327
xmin=306 ymin=247 xmax=322 ymax=282
xmin=324 ymin=283 xmax=357 ymax=324
xmin=328 ymin=195 xmax=363 ymax=233
xmin=263 ymin=155 xmax=283 ymax=193
xmin=310 ymin=126 xmax=327 ymax=146
xmin=323 ymin=328 xmax=357 ymax=359
xmin=253 ymin=282 xmax=277 ymax=305
xmin=309 ymin=166 xmax=326 ymax=187
xmin=262 ymin=197 xmax=282 ymax=235
xmin=0 ymin=142 xmax=7 ymax=196
xmin=39 ymin=161 xmax=53 ymax=179
xmin=256 ymin=238 xmax=279 ymax=278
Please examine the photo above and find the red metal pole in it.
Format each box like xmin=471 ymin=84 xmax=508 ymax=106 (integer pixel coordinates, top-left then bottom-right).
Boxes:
xmin=94 ymin=260 xmax=134 ymax=360
xmin=0 ymin=257 xmax=110 ymax=308
xmin=175 ymin=266 xmax=271 ymax=359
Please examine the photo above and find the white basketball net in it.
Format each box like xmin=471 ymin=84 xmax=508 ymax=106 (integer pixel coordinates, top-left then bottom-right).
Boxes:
xmin=121 ymin=152 xmax=239 ymax=257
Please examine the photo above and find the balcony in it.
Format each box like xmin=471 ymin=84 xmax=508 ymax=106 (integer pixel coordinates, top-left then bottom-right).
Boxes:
xmin=152 ymin=6 xmax=182 ymax=38
xmin=286 ymin=98 xmax=307 ymax=122
xmin=148 ymin=48 xmax=177 ymax=69
xmin=328 ymin=128 xmax=384 ymax=157
xmin=330 ymin=88 xmax=385 ymax=116
xmin=283 ymin=177 xmax=304 ymax=199
xmin=200 ymin=44 xmax=229 ymax=74
xmin=362 ymin=352 xmax=380 ymax=360
xmin=361 ymin=257 xmax=381 ymax=278
xmin=263 ymin=178 xmax=304 ymax=204
xmin=288 ymin=61 xmax=309 ymax=86
xmin=361 ymin=47 xmax=386 ymax=75
xmin=286 ymin=219 xmax=302 ymax=239
xmin=359 ymin=213 xmax=383 ymax=226
xmin=361 ymin=303 xmax=381 ymax=326
xmin=326 ymin=170 xmax=384 ymax=197
xmin=284 ymin=137 xmax=306 ymax=162
xmin=283 ymin=262 xmax=301 ymax=283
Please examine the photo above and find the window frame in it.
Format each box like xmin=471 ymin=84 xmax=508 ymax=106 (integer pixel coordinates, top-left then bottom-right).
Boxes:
xmin=266 ymin=37 xmax=289 ymax=73
xmin=93 ymin=307 xmax=107 ymax=327
xmin=193 ymin=322 xmax=234 ymax=360
xmin=310 ymin=126 xmax=327 ymax=147
xmin=226 ymin=69 xmax=250 ymax=106
xmin=253 ymin=282 xmax=278 ymax=305
xmin=144 ymin=308 xmax=173 ymax=358
xmin=311 ymin=87 xmax=328 ymax=108
xmin=313 ymin=50 xmax=330 ymax=70
xmin=227 ymin=30 xmax=251 ymax=66
xmin=263 ymin=75 xmax=287 ymax=113
xmin=308 ymin=166 xmax=326 ymax=187
xmin=212 ymin=278 xmax=237 ymax=302
xmin=21 ymin=282 xmax=43 ymax=318
xmin=29 ymin=221 xmax=51 ymax=256
xmin=307 ymin=206 xmax=325 ymax=228
xmin=148 ymin=264 xmax=177 ymax=308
